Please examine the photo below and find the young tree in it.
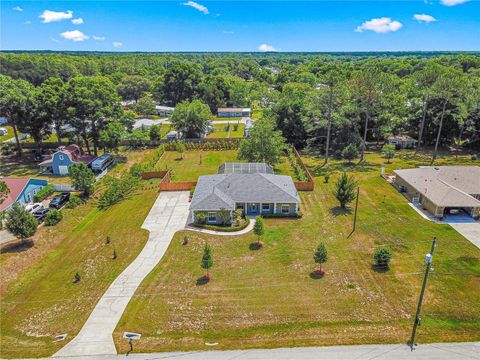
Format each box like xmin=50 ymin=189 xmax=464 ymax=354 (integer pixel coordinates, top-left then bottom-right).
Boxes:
xmin=201 ymin=243 xmax=213 ymax=279
xmin=333 ymin=172 xmax=358 ymax=208
xmin=313 ymin=242 xmax=328 ymax=273
xmin=374 ymin=248 xmax=391 ymax=269
xmin=149 ymin=124 xmax=162 ymax=141
xmin=5 ymin=203 xmax=38 ymax=242
xmin=341 ymin=144 xmax=359 ymax=163
xmin=381 ymin=144 xmax=396 ymax=164
xmin=70 ymin=163 xmax=96 ymax=197
xmin=176 ymin=141 xmax=186 ymax=160
xmin=253 ymin=216 xmax=265 ymax=236
xmin=99 ymin=120 xmax=125 ymax=152
xmin=238 ymin=118 xmax=286 ymax=165
xmin=170 ymin=100 xmax=212 ymax=138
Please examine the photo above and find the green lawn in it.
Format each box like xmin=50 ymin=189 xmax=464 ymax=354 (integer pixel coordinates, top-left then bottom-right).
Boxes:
xmin=0 ymin=126 xmax=16 ymax=142
xmin=207 ymin=123 xmax=245 ymax=139
xmin=0 ymin=186 xmax=159 ymax=358
xmin=113 ymin=150 xmax=480 ymax=354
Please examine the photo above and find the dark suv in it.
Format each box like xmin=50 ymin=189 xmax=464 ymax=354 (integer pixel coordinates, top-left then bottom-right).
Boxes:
xmin=33 ymin=208 xmax=51 ymax=223
xmin=49 ymin=192 xmax=70 ymax=209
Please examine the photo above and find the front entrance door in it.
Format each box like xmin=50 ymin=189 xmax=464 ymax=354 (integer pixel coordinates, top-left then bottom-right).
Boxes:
xmin=247 ymin=203 xmax=259 ymax=215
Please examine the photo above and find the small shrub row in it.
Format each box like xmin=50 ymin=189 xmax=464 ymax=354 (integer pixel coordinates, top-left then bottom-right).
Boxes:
xmin=130 ymin=145 xmax=166 ymax=176
xmin=181 ymin=139 xmax=241 ymax=151
xmin=192 ymin=216 xmax=250 ymax=232
xmin=261 ymin=212 xmax=303 ymax=218
xmin=285 ymin=147 xmax=308 ymax=182
xmin=98 ymin=174 xmax=140 ymax=210
xmin=33 ymin=184 xmax=55 ymax=202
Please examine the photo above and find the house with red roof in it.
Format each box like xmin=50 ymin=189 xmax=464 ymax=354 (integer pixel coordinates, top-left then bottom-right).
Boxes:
xmin=39 ymin=145 xmax=96 ymax=175
xmin=0 ymin=178 xmax=48 ymax=212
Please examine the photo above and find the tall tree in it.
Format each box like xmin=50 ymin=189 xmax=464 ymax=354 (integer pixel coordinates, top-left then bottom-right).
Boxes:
xmin=430 ymin=68 xmax=466 ymax=164
xmin=70 ymin=162 xmax=96 ymax=197
xmin=116 ymin=75 xmax=151 ymax=102
xmin=238 ymin=117 xmax=286 ymax=165
xmin=5 ymin=203 xmax=38 ymax=242
xmin=161 ymin=62 xmax=202 ymax=105
xmin=170 ymin=99 xmax=212 ymax=138
xmin=351 ymin=66 xmax=390 ymax=162
xmin=0 ymin=75 xmax=35 ymax=156
xmin=66 ymin=76 xmax=122 ymax=156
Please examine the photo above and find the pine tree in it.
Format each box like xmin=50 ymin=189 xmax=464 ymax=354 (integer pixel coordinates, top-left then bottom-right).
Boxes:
xmin=333 ymin=172 xmax=358 ymax=208
xmin=313 ymin=243 xmax=328 ymax=272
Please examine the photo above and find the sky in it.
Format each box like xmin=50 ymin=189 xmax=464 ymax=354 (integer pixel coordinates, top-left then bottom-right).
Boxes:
xmin=1 ymin=0 xmax=479 ymax=52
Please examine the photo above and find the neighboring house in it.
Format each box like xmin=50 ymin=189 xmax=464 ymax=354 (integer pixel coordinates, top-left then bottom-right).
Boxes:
xmin=387 ymin=135 xmax=417 ymax=149
xmin=0 ymin=178 xmax=48 ymax=212
xmin=166 ymin=130 xmax=179 ymax=141
xmin=132 ymin=118 xmax=163 ymax=130
xmin=190 ymin=162 xmax=301 ymax=224
xmin=155 ymin=105 xmax=174 ymax=117
xmin=39 ymin=144 xmax=96 ymax=175
xmin=121 ymin=100 xmax=136 ymax=110
xmin=394 ymin=166 xmax=480 ymax=219
xmin=0 ymin=117 xmax=8 ymax=125
xmin=217 ymin=107 xmax=251 ymax=118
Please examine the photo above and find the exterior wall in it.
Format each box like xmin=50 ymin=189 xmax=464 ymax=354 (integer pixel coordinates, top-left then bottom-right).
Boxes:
xmin=17 ymin=179 xmax=48 ymax=205
xmin=217 ymin=110 xmax=250 ymax=118
xmin=51 ymin=152 xmax=74 ymax=174
xmin=194 ymin=210 xmax=232 ymax=225
xmin=274 ymin=203 xmax=297 ymax=215
xmin=394 ymin=175 xmax=420 ymax=201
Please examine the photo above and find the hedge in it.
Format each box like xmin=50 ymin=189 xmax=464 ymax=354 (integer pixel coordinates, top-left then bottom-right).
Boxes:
xmin=33 ymin=184 xmax=55 ymax=202
xmin=262 ymin=212 xmax=302 ymax=219
xmin=45 ymin=209 xmax=63 ymax=226
xmin=191 ymin=216 xmax=250 ymax=232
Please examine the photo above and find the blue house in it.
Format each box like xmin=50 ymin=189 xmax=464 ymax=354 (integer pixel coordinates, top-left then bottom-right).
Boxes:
xmin=0 ymin=178 xmax=48 ymax=212
xmin=39 ymin=145 xmax=95 ymax=175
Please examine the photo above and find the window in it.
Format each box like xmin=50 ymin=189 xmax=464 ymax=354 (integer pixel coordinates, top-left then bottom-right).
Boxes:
xmin=262 ymin=204 xmax=270 ymax=212
xmin=281 ymin=204 xmax=290 ymax=214
xmin=59 ymin=155 xmax=64 ymax=160
xmin=208 ymin=212 xmax=217 ymax=222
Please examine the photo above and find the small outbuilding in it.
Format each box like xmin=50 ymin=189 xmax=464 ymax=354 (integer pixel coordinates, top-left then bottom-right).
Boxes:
xmin=217 ymin=107 xmax=251 ymax=118
xmin=387 ymin=135 xmax=417 ymax=149
xmin=39 ymin=145 xmax=95 ymax=175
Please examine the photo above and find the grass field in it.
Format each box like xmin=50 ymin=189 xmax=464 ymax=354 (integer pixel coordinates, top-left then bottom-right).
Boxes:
xmin=206 ymin=123 xmax=245 ymax=139
xmin=0 ymin=186 xmax=159 ymax=358
xmin=0 ymin=126 xmax=16 ymax=142
xmin=113 ymin=150 xmax=480 ymax=354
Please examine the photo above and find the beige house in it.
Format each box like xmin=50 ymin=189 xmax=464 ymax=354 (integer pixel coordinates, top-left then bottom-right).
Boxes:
xmin=394 ymin=166 xmax=480 ymax=219
xmin=387 ymin=135 xmax=417 ymax=149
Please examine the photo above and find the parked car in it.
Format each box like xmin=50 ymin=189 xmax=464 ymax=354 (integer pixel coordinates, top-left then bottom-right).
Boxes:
xmin=25 ymin=203 xmax=44 ymax=213
xmin=0 ymin=127 xmax=8 ymax=136
xmin=49 ymin=192 xmax=70 ymax=209
xmin=33 ymin=208 xmax=51 ymax=223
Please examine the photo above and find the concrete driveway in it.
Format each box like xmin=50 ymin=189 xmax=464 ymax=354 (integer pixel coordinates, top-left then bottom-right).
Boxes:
xmin=54 ymin=191 xmax=190 ymax=357
xmin=448 ymin=222 xmax=480 ymax=249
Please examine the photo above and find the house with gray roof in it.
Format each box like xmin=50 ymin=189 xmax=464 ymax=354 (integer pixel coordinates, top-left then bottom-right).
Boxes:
xmin=394 ymin=166 xmax=480 ymax=219
xmin=190 ymin=163 xmax=300 ymax=225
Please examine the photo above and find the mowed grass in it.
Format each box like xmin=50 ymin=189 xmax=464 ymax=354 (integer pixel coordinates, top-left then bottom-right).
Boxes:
xmin=156 ymin=150 xmax=238 ymax=181
xmin=113 ymin=150 xmax=480 ymax=354
xmin=0 ymin=186 xmax=159 ymax=358
xmin=0 ymin=126 xmax=16 ymax=142
xmin=206 ymin=123 xmax=245 ymax=139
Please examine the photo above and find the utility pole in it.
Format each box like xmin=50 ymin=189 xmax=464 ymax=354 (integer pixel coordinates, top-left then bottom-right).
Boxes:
xmin=352 ymin=187 xmax=360 ymax=233
xmin=409 ymin=237 xmax=437 ymax=350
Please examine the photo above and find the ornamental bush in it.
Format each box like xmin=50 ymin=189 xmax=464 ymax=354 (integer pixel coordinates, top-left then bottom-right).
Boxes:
xmin=33 ymin=184 xmax=54 ymax=202
xmin=45 ymin=209 xmax=63 ymax=226
xmin=66 ymin=195 xmax=82 ymax=209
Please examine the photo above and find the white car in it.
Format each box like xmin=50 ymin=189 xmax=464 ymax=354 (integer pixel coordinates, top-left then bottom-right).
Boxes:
xmin=0 ymin=127 xmax=8 ymax=136
xmin=25 ymin=203 xmax=44 ymax=214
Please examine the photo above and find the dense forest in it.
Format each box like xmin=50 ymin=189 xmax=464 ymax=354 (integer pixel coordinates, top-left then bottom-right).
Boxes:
xmin=1 ymin=52 xmax=479 ymax=161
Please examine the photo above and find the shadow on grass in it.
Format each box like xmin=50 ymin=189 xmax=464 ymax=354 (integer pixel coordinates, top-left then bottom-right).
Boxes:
xmin=371 ymin=264 xmax=390 ymax=273
xmin=0 ymin=239 xmax=34 ymax=254
xmin=309 ymin=270 xmax=325 ymax=279
xmin=196 ymin=275 xmax=211 ymax=286
xmin=330 ymin=206 xmax=352 ymax=217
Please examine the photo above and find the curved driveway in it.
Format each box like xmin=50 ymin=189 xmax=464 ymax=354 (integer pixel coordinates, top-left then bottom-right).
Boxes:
xmin=54 ymin=191 xmax=190 ymax=357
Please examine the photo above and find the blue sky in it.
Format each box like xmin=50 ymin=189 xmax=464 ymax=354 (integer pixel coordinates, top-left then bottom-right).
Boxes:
xmin=1 ymin=1 xmax=479 ymax=51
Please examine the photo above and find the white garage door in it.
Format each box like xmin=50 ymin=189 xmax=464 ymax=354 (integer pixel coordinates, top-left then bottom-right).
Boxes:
xmin=58 ymin=165 xmax=69 ymax=175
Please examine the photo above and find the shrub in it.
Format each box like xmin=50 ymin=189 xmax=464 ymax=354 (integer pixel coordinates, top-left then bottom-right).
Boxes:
xmin=218 ymin=208 xmax=231 ymax=225
xmin=194 ymin=211 xmax=207 ymax=225
xmin=324 ymin=174 xmax=330 ymax=183
xmin=45 ymin=209 xmax=63 ymax=226
xmin=471 ymin=154 xmax=478 ymax=161
xmin=193 ymin=216 xmax=250 ymax=232
xmin=342 ymin=144 xmax=359 ymax=163
xmin=74 ymin=272 xmax=81 ymax=283
xmin=381 ymin=144 xmax=396 ymax=163
xmin=33 ymin=184 xmax=54 ymax=202
xmin=374 ymin=248 xmax=391 ymax=269
xmin=232 ymin=208 xmax=243 ymax=226
xmin=5 ymin=203 xmax=37 ymax=241
xmin=66 ymin=195 xmax=82 ymax=209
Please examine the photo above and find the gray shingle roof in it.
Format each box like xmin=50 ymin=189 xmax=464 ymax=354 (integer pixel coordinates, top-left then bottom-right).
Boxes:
xmin=190 ymin=173 xmax=300 ymax=211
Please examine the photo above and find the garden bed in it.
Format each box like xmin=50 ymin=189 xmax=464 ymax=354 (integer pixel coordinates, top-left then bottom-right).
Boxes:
xmin=189 ymin=216 xmax=250 ymax=232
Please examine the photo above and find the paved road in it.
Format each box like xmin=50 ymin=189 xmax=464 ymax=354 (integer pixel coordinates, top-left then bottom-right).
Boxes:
xmin=54 ymin=191 xmax=190 ymax=357
xmin=46 ymin=342 xmax=480 ymax=360
xmin=448 ymin=222 xmax=480 ymax=249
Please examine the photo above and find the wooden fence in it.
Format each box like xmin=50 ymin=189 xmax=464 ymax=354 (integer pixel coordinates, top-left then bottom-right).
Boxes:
xmin=291 ymin=145 xmax=315 ymax=191
xmin=159 ymin=181 xmax=197 ymax=191
xmin=141 ymin=171 xmax=168 ymax=180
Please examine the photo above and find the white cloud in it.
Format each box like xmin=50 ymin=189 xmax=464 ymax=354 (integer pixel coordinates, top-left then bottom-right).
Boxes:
xmin=72 ymin=18 xmax=84 ymax=25
xmin=40 ymin=10 xmax=73 ymax=23
xmin=258 ymin=43 xmax=276 ymax=52
xmin=60 ymin=30 xmax=89 ymax=42
xmin=113 ymin=41 xmax=123 ymax=48
xmin=355 ymin=17 xmax=403 ymax=33
xmin=441 ymin=0 xmax=469 ymax=6
xmin=13 ymin=6 xmax=23 ymax=12
xmin=414 ymin=14 xmax=437 ymax=23
xmin=222 ymin=30 xmax=234 ymax=34
xmin=182 ymin=1 xmax=209 ymax=15
xmin=93 ymin=35 xmax=106 ymax=41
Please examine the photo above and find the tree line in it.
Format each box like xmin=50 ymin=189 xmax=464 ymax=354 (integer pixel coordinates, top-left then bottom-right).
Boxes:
xmin=1 ymin=52 xmax=479 ymax=161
